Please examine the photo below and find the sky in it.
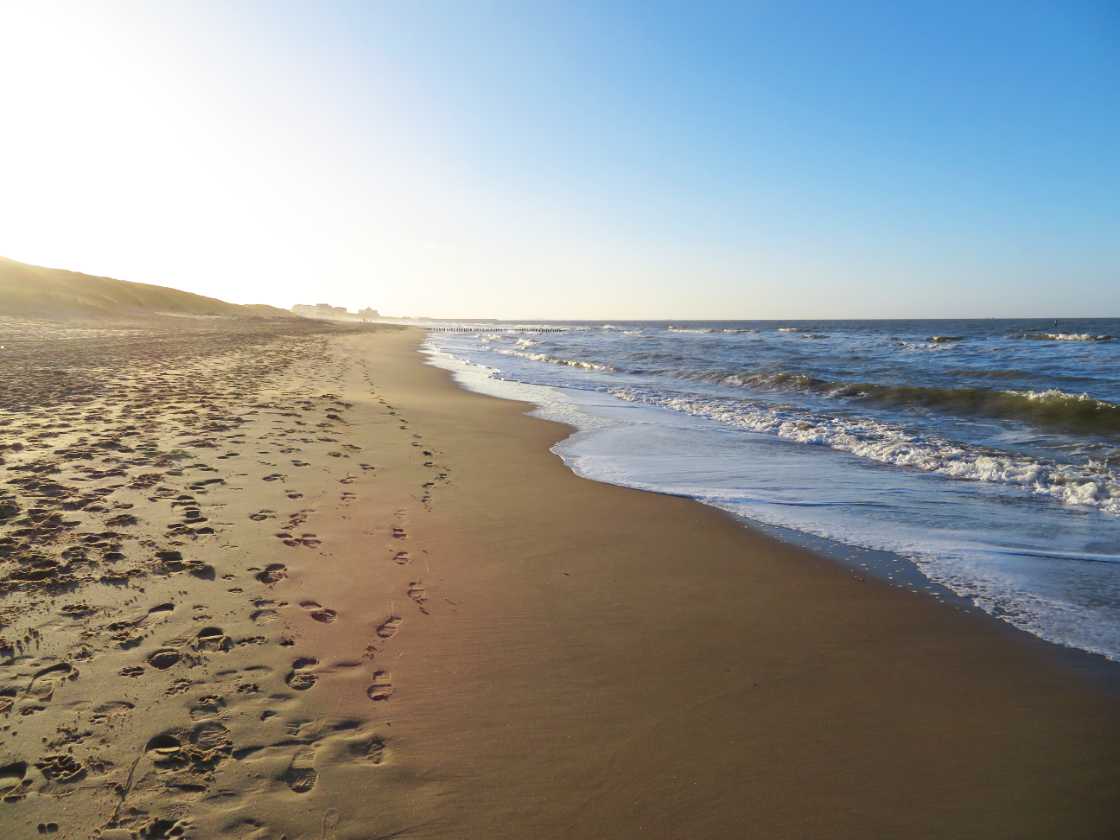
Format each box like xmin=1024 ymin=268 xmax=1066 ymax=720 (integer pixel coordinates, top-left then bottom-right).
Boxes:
xmin=0 ymin=1 xmax=1117 ymax=319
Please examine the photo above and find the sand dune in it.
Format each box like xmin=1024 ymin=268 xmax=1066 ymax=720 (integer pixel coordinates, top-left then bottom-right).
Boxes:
xmin=0 ymin=257 xmax=290 ymax=321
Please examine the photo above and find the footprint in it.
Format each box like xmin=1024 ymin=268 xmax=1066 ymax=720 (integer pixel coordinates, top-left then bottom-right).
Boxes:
xmin=91 ymin=700 xmax=135 ymax=724
xmin=190 ymin=696 xmax=226 ymax=720
xmin=194 ymin=627 xmax=232 ymax=652
xmin=375 ymin=616 xmax=402 ymax=640
xmin=145 ymin=723 xmax=232 ymax=774
xmin=191 ymin=721 xmax=232 ymax=753
xmin=366 ymin=671 xmax=392 ymax=702
xmin=298 ymin=601 xmax=337 ymax=623
xmin=407 ymin=582 xmax=429 ymax=613
xmin=255 ymin=563 xmax=287 ymax=584
xmin=347 ymin=736 xmax=387 ymax=765
xmin=144 ymin=603 xmax=175 ymax=622
xmin=135 ymin=818 xmax=191 ymax=838
xmin=26 ymin=662 xmax=76 ymax=702
xmin=284 ymin=658 xmax=319 ymax=691
xmin=0 ymin=761 xmax=29 ymax=798
xmin=392 ymin=551 xmax=410 ymax=565
xmin=276 ymin=531 xmax=321 ymax=548
xmin=147 ymin=649 xmax=181 ymax=670
xmin=146 ymin=732 xmax=184 ymax=765
xmin=154 ymin=549 xmax=185 ymax=572
xmin=35 ymin=754 xmax=86 ymax=784
xmin=281 ymin=747 xmax=318 ymax=793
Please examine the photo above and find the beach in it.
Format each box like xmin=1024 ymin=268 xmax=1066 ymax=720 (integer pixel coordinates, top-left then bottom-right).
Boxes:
xmin=1 ymin=318 xmax=1117 ymax=840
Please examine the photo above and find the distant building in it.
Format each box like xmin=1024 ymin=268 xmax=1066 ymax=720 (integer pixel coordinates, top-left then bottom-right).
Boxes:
xmin=291 ymin=303 xmax=381 ymax=323
xmin=293 ymin=303 xmax=347 ymax=320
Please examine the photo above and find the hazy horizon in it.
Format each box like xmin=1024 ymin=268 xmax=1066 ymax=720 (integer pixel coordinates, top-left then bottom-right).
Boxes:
xmin=1 ymin=2 xmax=1117 ymax=319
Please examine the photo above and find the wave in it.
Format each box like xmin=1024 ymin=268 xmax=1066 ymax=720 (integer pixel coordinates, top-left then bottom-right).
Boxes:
xmin=667 ymin=326 xmax=757 ymax=335
xmin=930 ymin=335 xmax=964 ymax=343
xmin=683 ymin=370 xmax=826 ymax=391
xmin=478 ymin=333 xmax=541 ymax=348
xmin=493 ymin=347 xmax=614 ymax=372
xmin=895 ymin=339 xmax=952 ymax=352
xmin=1013 ymin=332 xmax=1113 ymax=342
xmin=662 ymin=369 xmax=1120 ymax=436
xmin=607 ymin=387 xmax=1120 ymax=515
xmin=844 ymin=384 xmax=1120 ymax=436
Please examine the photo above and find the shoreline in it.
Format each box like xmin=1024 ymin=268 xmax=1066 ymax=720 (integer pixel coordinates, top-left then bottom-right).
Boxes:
xmin=426 ymin=319 xmax=1120 ymax=665
xmin=423 ymin=334 xmax=1120 ymax=686
xmin=398 ymin=325 xmax=1120 ymax=837
xmin=1 ymin=320 xmax=1117 ymax=839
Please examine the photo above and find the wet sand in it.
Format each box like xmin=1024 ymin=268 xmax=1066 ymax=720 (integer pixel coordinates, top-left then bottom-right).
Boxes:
xmin=0 ymin=320 xmax=1117 ymax=839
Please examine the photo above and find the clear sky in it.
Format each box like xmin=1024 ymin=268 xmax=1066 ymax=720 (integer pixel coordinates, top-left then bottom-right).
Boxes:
xmin=1 ymin=1 xmax=1117 ymax=319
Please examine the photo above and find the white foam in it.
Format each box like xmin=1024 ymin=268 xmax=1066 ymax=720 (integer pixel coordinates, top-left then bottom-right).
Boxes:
xmin=1020 ymin=332 xmax=1113 ymax=342
xmin=607 ymin=387 xmax=1120 ymax=515
xmin=494 ymin=347 xmax=614 ymax=372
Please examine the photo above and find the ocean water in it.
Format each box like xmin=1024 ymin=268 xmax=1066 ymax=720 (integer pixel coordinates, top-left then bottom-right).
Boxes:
xmin=422 ymin=319 xmax=1120 ymax=662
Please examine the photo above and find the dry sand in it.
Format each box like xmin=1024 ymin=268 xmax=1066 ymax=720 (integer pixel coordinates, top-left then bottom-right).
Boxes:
xmin=0 ymin=320 xmax=1117 ymax=839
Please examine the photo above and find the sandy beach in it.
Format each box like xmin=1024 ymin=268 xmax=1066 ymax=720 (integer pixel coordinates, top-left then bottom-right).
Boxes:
xmin=1 ymin=318 xmax=1117 ymax=840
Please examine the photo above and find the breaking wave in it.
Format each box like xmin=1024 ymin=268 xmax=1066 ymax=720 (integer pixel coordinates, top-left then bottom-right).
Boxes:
xmin=608 ymin=387 xmax=1120 ymax=515
xmin=1014 ymin=332 xmax=1113 ymax=342
xmin=663 ymin=369 xmax=1120 ymax=436
xmin=493 ymin=347 xmax=614 ymax=372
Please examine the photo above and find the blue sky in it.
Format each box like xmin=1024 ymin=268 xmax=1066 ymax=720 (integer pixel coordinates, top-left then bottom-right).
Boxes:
xmin=1 ymin=1 xmax=1116 ymax=317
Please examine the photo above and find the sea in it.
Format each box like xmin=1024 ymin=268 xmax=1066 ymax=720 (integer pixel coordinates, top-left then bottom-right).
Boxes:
xmin=420 ymin=319 xmax=1120 ymax=662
